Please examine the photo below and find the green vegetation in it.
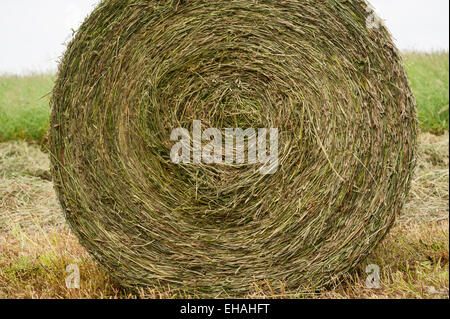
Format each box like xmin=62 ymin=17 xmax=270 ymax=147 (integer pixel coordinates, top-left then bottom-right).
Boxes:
xmin=404 ymin=52 xmax=449 ymax=134
xmin=0 ymin=53 xmax=448 ymax=143
xmin=0 ymin=74 xmax=54 ymax=142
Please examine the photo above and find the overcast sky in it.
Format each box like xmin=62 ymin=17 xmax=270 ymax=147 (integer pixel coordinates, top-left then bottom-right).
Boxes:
xmin=0 ymin=0 xmax=449 ymax=74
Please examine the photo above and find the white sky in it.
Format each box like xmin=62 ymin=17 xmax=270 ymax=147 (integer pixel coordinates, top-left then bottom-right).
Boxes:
xmin=0 ymin=0 xmax=449 ymax=74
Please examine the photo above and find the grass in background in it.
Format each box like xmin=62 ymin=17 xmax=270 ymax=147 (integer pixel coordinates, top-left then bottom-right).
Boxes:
xmin=0 ymin=74 xmax=54 ymax=143
xmin=404 ymin=52 xmax=449 ymax=134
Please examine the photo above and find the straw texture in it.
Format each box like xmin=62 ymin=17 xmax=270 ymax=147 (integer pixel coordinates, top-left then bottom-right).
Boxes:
xmin=49 ymin=0 xmax=417 ymax=296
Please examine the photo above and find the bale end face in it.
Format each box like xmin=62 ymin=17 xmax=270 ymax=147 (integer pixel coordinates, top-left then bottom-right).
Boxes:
xmin=50 ymin=0 xmax=417 ymax=297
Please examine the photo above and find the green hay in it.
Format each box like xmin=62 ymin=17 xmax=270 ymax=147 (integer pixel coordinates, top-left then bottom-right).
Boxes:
xmin=49 ymin=0 xmax=417 ymax=297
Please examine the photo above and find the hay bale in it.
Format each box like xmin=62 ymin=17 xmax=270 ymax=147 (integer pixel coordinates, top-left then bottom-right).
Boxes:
xmin=49 ymin=0 xmax=417 ymax=296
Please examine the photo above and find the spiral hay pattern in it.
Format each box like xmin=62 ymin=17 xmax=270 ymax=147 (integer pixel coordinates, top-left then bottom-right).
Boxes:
xmin=50 ymin=0 xmax=417 ymax=296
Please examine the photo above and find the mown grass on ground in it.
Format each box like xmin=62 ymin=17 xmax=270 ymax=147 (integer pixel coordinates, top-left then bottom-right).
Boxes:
xmin=0 ymin=132 xmax=448 ymax=298
xmin=0 ymin=51 xmax=448 ymax=298
xmin=0 ymin=53 xmax=449 ymax=142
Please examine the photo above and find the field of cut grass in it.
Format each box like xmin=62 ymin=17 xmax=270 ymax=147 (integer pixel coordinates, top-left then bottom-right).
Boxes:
xmin=0 ymin=52 xmax=448 ymax=299
xmin=0 ymin=53 xmax=449 ymax=143
xmin=0 ymin=132 xmax=447 ymax=298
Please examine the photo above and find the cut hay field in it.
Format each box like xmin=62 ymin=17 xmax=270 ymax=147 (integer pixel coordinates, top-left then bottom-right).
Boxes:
xmin=0 ymin=52 xmax=448 ymax=299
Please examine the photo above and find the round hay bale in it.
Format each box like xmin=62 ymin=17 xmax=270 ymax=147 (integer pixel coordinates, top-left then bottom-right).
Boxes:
xmin=49 ymin=0 xmax=417 ymax=296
